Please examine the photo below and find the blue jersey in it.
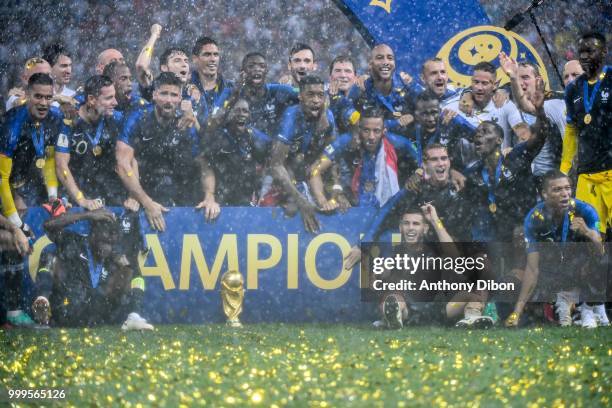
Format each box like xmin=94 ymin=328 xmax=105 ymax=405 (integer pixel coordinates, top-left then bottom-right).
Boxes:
xmin=465 ymin=142 xmax=539 ymax=242
xmin=0 ymin=105 xmax=71 ymax=203
xmin=411 ymin=115 xmax=476 ymax=167
xmin=191 ymin=71 xmax=234 ymax=117
xmin=67 ymin=111 xmax=126 ymax=205
xmin=524 ymin=199 xmax=600 ymax=253
xmin=242 ymin=84 xmax=299 ymax=136
xmin=347 ymin=74 xmax=418 ymax=135
xmin=277 ymin=105 xmax=336 ymax=182
xmin=205 ymin=126 xmax=272 ymax=206
xmin=119 ymin=105 xmax=201 ymax=206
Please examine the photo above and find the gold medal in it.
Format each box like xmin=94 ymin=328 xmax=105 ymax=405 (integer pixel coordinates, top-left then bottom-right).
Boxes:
xmin=584 ymin=113 xmax=592 ymax=124
xmin=489 ymin=203 xmax=497 ymax=213
xmin=364 ymin=181 xmax=375 ymax=192
xmin=35 ymin=158 xmax=46 ymax=169
xmin=92 ymin=145 xmax=102 ymax=156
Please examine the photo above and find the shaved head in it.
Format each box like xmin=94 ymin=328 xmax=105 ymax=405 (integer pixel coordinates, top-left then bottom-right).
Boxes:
xmin=562 ymin=59 xmax=584 ymax=87
xmin=96 ymin=49 xmax=124 ymax=74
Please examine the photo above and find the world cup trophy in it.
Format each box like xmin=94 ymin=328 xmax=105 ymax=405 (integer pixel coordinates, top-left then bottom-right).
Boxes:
xmin=220 ymin=270 xmax=245 ymax=327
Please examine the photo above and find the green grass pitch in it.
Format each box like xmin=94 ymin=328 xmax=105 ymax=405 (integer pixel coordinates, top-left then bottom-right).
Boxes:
xmin=1 ymin=324 xmax=610 ymax=407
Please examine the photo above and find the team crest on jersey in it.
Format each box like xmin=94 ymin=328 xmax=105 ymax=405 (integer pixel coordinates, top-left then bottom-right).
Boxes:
xmin=325 ymin=145 xmax=335 ymax=155
xmin=601 ymin=91 xmax=609 ymax=103
xmin=502 ymin=166 xmax=513 ymax=180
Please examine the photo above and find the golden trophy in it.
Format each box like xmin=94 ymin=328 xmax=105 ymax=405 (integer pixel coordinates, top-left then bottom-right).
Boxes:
xmin=221 ymin=270 xmax=245 ymax=327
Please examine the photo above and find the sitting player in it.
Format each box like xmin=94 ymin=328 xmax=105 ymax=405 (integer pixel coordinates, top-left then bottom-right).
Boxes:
xmin=32 ymin=208 xmax=153 ymax=330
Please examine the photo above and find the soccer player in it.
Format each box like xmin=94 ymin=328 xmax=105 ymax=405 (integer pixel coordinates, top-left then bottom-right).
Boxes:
xmin=309 ymin=108 xmax=418 ymax=210
xmin=328 ymin=55 xmax=359 ymax=133
xmin=410 ymin=91 xmax=477 ymax=170
xmin=202 ymin=98 xmax=272 ymax=206
xmin=562 ymin=60 xmax=584 ymax=87
xmin=103 ymin=62 xmax=148 ymax=113
xmin=343 ymin=143 xmax=472 ymax=269
xmin=42 ymin=42 xmax=76 ymax=101
xmin=95 ymin=48 xmax=125 ymax=74
xmin=5 ymin=57 xmax=52 ymax=111
xmin=33 ymin=208 xmax=153 ymax=329
xmin=236 ymin=52 xmax=299 ymax=136
xmin=279 ymin=43 xmax=318 ymax=88
xmin=499 ymin=54 xmax=566 ymax=181
xmin=560 ymin=32 xmax=611 ymax=237
xmin=0 ymin=73 xmax=71 ymax=228
xmin=375 ymin=203 xmax=493 ymax=329
xmin=191 ymin=36 xmax=233 ymax=114
xmin=464 ymin=115 xmax=550 ymax=243
xmin=135 ymin=25 xmax=195 ymax=101
xmin=446 ymin=62 xmax=529 ymax=149
xmin=55 ymin=75 xmax=131 ymax=209
xmin=270 ymin=75 xmax=336 ymax=232
xmin=418 ymin=58 xmax=460 ymax=107
xmin=116 ymin=72 xmax=219 ymax=231
xmin=346 ymin=44 xmax=416 ymax=137
xmin=510 ymin=170 xmax=606 ymax=328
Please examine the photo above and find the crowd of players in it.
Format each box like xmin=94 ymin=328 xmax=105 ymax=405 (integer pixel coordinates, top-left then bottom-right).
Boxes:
xmin=0 ymin=24 xmax=609 ymax=331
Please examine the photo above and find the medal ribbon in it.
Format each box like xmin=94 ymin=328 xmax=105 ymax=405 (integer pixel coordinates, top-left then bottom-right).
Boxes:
xmin=583 ymin=66 xmax=607 ymax=116
xmin=481 ymin=154 xmax=503 ymax=209
xmin=31 ymin=123 xmax=45 ymax=158
xmin=415 ymin=126 xmax=439 ymax=166
xmin=86 ymin=245 xmax=104 ymax=288
xmin=85 ymin=118 xmax=104 ymax=148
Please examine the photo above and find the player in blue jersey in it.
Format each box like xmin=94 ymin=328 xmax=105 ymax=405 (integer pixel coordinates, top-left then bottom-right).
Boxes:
xmin=236 ymin=52 xmax=299 ymax=137
xmin=0 ymin=73 xmax=70 ymax=227
xmin=327 ymin=55 xmax=360 ymax=133
xmin=103 ymin=62 xmax=149 ymax=113
xmin=202 ymin=98 xmax=272 ymax=206
xmin=55 ymin=75 xmax=131 ymax=209
xmin=346 ymin=44 xmax=418 ymax=137
xmin=271 ymin=75 xmax=336 ymax=232
xmin=508 ymin=170 xmax=606 ymax=328
xmin=410 ymin=91 xmax=477 ymax=170
xmin=0 ymin=73 xmax=71 ymax=327
xmin=116 ymin=72 xmax=219 ymax=231
xmin=191 ymin=36 xmax=233 ymax=116
xmin=309 ymin=108 xmax=418 ymax=210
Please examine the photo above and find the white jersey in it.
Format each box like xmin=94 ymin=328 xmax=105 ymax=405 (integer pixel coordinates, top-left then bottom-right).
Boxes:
xmin=446 ymin=98 xmax=525 ymax=150
xmin=6 ymin=86 xmax=76 ymax=111
xmin=51 ymin=86 xmax=76 ymax=108
xmin=518 ymin=98 xmax=567 ymax=177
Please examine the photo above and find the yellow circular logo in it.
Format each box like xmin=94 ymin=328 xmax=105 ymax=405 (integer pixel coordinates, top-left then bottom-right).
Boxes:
xmin=436 ymin=25 xmax=549 ymax=89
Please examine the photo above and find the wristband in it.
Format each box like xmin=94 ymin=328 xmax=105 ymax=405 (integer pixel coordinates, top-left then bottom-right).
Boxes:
xmin=76 ymin=191 xmax=84 ymax=201
xmin=435 ymin=219 xmax=443 ymax=229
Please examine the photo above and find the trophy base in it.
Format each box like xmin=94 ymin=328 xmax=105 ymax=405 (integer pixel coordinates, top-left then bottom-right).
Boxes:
xmin=226 ymin=319 xmax=243 ymax=328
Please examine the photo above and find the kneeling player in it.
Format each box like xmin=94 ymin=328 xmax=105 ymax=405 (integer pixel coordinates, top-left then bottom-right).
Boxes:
xmin=33 ymin=209 xmax=153 ymax=330
xmin=509 ymin=170 xmax=607 ymax=328
xmin=378 ymin=204 xmax=487 ymax=329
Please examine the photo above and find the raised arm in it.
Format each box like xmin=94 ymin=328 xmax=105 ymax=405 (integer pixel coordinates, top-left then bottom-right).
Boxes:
xmin=135 ymin=24 xmax=162 ymax=89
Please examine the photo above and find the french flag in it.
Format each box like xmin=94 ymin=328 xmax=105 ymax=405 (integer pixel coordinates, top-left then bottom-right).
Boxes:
xmin=351 ymin=137 xmax=399 ymax=207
